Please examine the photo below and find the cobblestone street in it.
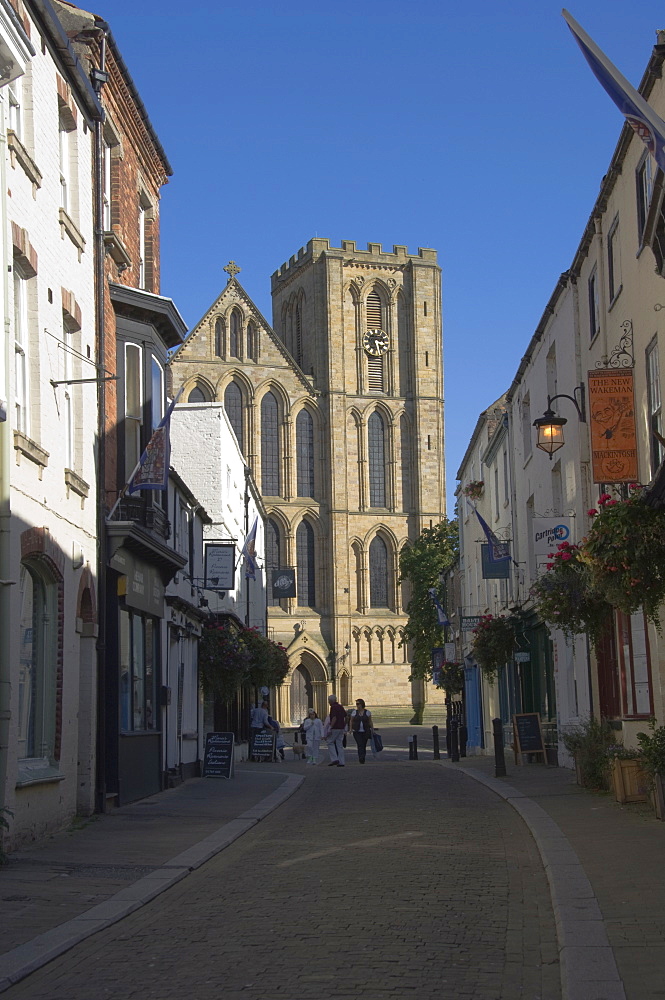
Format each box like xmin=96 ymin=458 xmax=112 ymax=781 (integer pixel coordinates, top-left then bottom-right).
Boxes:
xmin=2 ymin=760 xmax=559 ymax=1000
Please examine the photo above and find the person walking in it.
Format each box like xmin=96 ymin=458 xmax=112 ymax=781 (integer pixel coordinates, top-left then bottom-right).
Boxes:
xmin=325 ymin=694 xmax=347 ymax=767
xmin=349 ymin=699 xmax=373 ymax=763
xmin=249 ymin=701 xmax=270 ymax=761
xmin=267 ymin=713 xmax=286 ymax=760
xmin=302 ymin=709 xmax=324 ymax=765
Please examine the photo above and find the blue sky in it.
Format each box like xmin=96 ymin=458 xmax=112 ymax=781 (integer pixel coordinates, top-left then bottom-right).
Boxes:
xmin=103 ymin=0 xmax=665 ymax=511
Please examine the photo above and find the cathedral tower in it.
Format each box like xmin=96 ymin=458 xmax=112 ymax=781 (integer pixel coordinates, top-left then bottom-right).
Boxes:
xmin=170 ymin=240 xmax=446 ymax=723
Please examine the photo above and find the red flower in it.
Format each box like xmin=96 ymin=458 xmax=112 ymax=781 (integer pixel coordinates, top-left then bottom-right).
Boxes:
xmin=587 ymin=508 xmax=598 ymax=517
xmin=560 ymin=552 xmax=572 ymax=561
xmin=557 ymin=541 xmax=570 ymax=549
xmin=546 ymin=562 xmax=554 ymax=570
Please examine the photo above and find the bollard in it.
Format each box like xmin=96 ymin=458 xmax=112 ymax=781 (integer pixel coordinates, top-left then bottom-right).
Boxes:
xmin=450 ymin=717 xmax=460 ymax=762
xmin=432 ymin=725 xmax=440 ymax=760
xmin=412 ymin=735 xmax=418 ymax=759
xmin=492 ymin=718 xmax=506 ymax=777
xmin=408 ymin=737 xmax=414 ymax=760
xmin=459 ymin=724 xmax=468 ymax=758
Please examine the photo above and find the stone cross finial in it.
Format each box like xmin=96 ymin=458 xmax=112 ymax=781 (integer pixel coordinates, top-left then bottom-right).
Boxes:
xmin=224 ymin=260 xmax=241 ymax=281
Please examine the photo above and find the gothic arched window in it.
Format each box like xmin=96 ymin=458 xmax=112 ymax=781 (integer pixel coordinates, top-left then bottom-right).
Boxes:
xmin=295 ymin=301 xmax=303 ymax=366
xmin=224 ymin=381 xmax=243 ymax=452
xmin=368 ymin=411 xmax=386 ymax=507
xmin=261 ymin=391 xmax=280 ymax=495
xmin=214 ymin=317 xmax=224 ymax=358
xmin=229 ymin=309 xmax=241 ymax=358
xmin=247 ymin=320 xmax=258 ymax=361
xmin=296 ymin=408 xmax=314 ymax=498
xmin=296 ymin=519 xmax=316 ymax=607
xmin=366 ymin=288 xmax=383 ymax=329
xmin=400 ymin=414 xmax=412 ymax=511
xmin=188 ymin=386 xmax=206 ymax=403
xmin=369 ymin=536 xmax=389 ymax=608
xmin=266 ymin=519 xmax=281 ymax=607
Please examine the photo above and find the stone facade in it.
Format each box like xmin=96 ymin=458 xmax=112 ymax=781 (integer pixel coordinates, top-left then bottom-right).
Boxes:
xmin=170 ymin=240 xmax=447 ymax=724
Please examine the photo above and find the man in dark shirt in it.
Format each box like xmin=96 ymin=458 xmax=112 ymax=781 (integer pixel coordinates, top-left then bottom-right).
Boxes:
xmin=326 ymin=694 xmax=348 ymax=767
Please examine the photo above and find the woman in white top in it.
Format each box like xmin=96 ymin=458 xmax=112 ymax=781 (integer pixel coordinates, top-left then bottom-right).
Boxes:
xmin=302 ymin=709 xmax=324 ymax=765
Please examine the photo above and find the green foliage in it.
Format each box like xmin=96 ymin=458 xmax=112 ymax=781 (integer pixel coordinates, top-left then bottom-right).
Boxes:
xmin=530 ymin=541 xmax=612 ymax=645
xmin=585 ymin=487 xmax=665 ymax=624
xmin=636 ymin=719 xmax=665 ymax=779
xmin=436 ymin=661 xmax=464 ymax=694
xmin=398 ymin=519 xmax=459 ymax=681
xmin=471 ymin=615 xmax=515 ymax=681
xmin=561 ymin=716 xmax=615 ymax=789
xmin=199 ymin=623 xmax=289 ymax=704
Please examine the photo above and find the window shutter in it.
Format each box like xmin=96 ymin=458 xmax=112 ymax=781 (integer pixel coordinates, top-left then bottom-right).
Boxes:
xmin=366 ymin=291 xmax=383 ymax=328
xmin=367 ymin=355 xmax=384 ymax=391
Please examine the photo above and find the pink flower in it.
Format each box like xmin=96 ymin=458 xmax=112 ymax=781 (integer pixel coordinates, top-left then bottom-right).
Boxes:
xmin=557 ymin=541 xmax=570 ymax=549
xmin=587 ymin=508 xmax=598 ymax=517
xmin=560 ymin=552 xmax=572 ymax=561
xmin=546 ymin=562 xmax=554 ymax=570
xmin=605 ymin=500 xmax=618 ymax=506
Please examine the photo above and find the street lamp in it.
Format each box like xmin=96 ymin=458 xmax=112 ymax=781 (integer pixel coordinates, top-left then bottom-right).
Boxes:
xmin=533 ymin=385 xmax=586 ymax=460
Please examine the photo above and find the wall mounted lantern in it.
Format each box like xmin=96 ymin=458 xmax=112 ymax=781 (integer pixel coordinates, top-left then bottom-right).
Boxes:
xmin=533 ymin=385 xmax=586 ymax=459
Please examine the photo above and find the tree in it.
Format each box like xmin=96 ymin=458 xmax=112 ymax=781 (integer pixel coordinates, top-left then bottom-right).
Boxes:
xmin=399 ymin=518 xmax=459 ymax=680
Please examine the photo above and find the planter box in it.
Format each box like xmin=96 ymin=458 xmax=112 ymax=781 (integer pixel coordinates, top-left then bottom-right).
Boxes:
xmin=652 ymin=773 xmax=665 ymax=821
xmin=612 ymin=757 xmax=649 ymax=803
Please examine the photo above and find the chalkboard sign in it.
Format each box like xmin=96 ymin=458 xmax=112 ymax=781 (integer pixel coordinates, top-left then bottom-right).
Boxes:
xmin=513 ymin=713 xmax=545 ymax=760
xmin=203 ymin=732 xmax=235 ymax=779
xmin=252 ymin=730 xmax=276 ymax=762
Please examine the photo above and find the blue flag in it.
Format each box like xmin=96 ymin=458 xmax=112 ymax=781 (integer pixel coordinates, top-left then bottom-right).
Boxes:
xmin=474 ymin=508 xmax=511 ymax=563
xmin=428 ymin=588 xmax=450 ymax=627
xmin=563 ymin=9 xmax=665 ymax=174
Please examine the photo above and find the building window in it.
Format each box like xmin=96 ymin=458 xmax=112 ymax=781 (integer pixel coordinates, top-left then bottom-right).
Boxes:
xmin=18 ymin=562 xmax=58 ymax=764
xmin=138 ymin=202 xmax=146 ymax=289
xmin=646 ymin=337 xmax=663 ymax=475
xmin=369 ymin=536 xmax=389 ymax=608
xmin=296 ymin=408 xmax=315 ymax=498
xmin=618 ymin=611 xmax=653 ymax=717
xmin=188 ymin=386 xmax=206 ymax=403
xmin=296 ymin=520 xmax=315 ymax=607
xmin=261 ymin=392 xmax=280 ymax=495
xmin=608 ymin=218 xmax=621 ymax=301
xmin=636 ymin=153 xmax=653 ymax=242
xmin=151 ymin=357 xmax=164 ymax=432
xmin=58 ymin=118 xmax=70 ymax=214
xmin=224 ymin=381 xmax=243 ymax=452
xmin=120 ymin=610 xmax=157 ymax=731
xmin=366 ymin=288 xmax=383 ymax=328
xmin=368 ymin=411 xmax=386 ymax=507
xmin=63 ymin=319 xmax=74 ymax=469
xmin=102 ymin=137 xmax=112 ymax=230
xmin=14 ymin=264 xmax=29 ymax=434
xmin=229 ymin=309 xmax=241 ymax=358
xmin=247 ymin=320 xmax=258 ymax=361
xmin=215 ymin=317 xmax=224 ymax=358
xmin=588 ymin=267 xmax=600 ymax=341
xmin=8 ymin=74 xmax=22 ymax=140
xmin=124 ymin=343 xmax=143 ymax=478
xmin=266 ymin=519 xmax=281 ymax=607
xmin=521 ymin=395 xmax=531 ymax=461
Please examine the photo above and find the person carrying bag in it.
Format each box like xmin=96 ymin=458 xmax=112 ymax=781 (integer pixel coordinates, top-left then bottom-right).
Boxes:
xmin=349 ymin=698 xmax=374 ymax=763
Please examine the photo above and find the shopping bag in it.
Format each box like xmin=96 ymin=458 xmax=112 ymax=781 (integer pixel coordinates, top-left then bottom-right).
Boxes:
xmin=372 ymin=731 xmax=384 ymax=753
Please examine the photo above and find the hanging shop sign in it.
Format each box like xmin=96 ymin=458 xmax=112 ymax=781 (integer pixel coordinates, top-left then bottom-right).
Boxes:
xmin=588 ymin=369 xmax=638 ymax=483
xmin=533 ymin=517 xmax=574 ymax=575
xmin=460 ymin=615 xmax=483 ymax=632
xmin=205 ymin=543 xmax=236 ymax=590
xmin=272 ymin=568 xmax=296 ymax=599
xmin=481 ymin=544 xmax=510 ymax=579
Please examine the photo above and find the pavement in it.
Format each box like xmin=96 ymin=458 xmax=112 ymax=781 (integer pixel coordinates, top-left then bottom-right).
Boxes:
xmin=0 ymin=726 xmax=663 ymax=999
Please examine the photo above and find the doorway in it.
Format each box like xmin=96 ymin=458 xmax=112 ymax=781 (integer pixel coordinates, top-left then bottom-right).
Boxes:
xmin=291 ymin=664 xmax=313 ymax=724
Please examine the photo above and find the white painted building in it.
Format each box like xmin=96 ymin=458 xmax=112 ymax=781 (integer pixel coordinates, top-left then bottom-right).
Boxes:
xmin=0 ymin=0 xmax=103 ymax=847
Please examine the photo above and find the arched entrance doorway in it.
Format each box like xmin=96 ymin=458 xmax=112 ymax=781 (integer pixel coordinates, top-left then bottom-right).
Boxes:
xmin=291 ymin=664 xmax=313 ymax=724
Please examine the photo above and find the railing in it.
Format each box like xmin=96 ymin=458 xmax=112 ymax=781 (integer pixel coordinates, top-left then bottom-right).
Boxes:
xmin=117 ymin=497 xmax=171 ymax=540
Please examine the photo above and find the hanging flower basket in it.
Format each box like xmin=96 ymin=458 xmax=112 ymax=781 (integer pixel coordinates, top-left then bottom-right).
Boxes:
xmin=199 ymin=623 xmax=290 ymax=704
xmin=461 ymin=480 xmax=484 ymax=501
xmin=530 ymin=541 xmax=612 ymax=645
xmin=584 ymin=486 xmax=665 ymax=624
xmin=435 ymin=661 xmax=464 ymax=693
xmin=471 ymin=615 xmax=515 ymax=681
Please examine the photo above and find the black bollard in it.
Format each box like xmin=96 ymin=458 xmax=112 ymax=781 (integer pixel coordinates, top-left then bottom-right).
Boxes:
xmin=408 ymin=737 xmax=414 ymax=760
xmin=432 ymin=725 xmax=440 ymax=760
xmin=450 ymin=718 xmax=460 ymax=762
xmin=412 ymin=735 xmax=418 ymax=759
xmin=459 ymin=724 xmax=468 ymax=758
xmin=493 ymin=718 xmax=506 ymax=777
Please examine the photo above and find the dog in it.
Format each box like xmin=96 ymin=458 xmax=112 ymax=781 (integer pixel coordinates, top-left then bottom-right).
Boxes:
xmin=291 ymin=742 xmax=306 ymax=759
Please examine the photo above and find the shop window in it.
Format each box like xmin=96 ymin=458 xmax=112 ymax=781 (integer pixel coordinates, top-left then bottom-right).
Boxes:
xmin=120 ymin=610 xmax=157 ymax=731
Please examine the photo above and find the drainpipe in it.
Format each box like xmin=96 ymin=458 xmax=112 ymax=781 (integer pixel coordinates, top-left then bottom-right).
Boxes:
xmin=0 ymin=86 xmax=12 ymax=823
xmin=91 ymin=27 xmax=108 ymax=812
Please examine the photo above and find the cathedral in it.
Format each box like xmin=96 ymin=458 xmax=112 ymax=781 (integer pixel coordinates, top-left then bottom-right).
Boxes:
xmin=169 ymin=238 xmax=447 ymax=724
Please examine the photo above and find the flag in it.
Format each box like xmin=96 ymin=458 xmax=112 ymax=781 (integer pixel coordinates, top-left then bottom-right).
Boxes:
xmin=474 ymin=509 xmax=511 ymax=563
xmin=428 ymin=588 xmax=450 ymax=627
xmin=128 ymin=388 xmax=183 ymax=494
xmin=563 ymin=9 xmax=665 ymax=174
xmin=241 ymin=516 xmax=258 ymax=580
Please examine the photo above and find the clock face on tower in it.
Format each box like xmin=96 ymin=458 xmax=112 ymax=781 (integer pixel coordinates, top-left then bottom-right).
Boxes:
xmin=362 ymin=329 xmax=389 ymax=356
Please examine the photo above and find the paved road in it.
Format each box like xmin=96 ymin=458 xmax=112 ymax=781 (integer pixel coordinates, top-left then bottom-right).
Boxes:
xmin=3 ymin=760 xmax=560 ymax=1000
